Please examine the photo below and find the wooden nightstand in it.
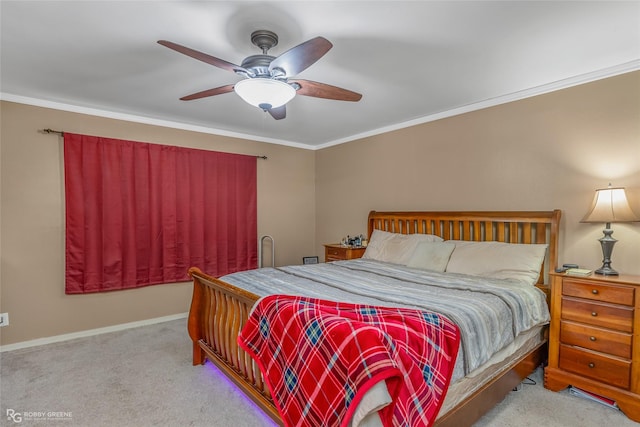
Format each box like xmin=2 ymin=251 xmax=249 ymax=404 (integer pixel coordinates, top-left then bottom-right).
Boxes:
xmin=324 ymin=244 xmax=366 ymax=262
xmin=544 ymin=272 xmax=640 ymax=422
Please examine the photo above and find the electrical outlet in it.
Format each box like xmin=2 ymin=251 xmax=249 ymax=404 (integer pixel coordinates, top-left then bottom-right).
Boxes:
xmin=0 ymin=313 xmax=8 ymax=327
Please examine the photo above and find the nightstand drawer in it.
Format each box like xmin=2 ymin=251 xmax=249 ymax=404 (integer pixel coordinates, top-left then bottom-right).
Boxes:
xmin=324 ymin=244 xmax=366 ymax=262
xmin=560 ymin=320 xmax=632 ymax=359
xmin=563 ymin=279 xmax=635 ymax=306
xmin=559 ymin=344 xmax=631 ymax=389
xmin=561 ymin=297 xmax=633 ymax=333
xmin=327 ymin=246 xmax=347 ymax=258
xmin=326 ymin=246 xmax=348 ymax=260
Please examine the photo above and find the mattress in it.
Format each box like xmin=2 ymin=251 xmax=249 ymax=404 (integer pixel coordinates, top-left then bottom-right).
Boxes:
xmin=221 ymin=258 xmax=550 ymax=379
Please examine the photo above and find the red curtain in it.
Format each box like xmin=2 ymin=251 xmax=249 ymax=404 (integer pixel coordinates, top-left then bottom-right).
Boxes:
xmin=64 ymin=133 xmax=257 ymax=294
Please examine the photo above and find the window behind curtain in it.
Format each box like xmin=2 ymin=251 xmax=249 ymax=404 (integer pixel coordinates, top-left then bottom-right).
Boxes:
xmin=64 ymin=133 xmax=257 ymax=294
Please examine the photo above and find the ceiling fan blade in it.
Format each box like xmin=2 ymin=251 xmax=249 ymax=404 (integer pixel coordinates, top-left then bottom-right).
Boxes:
xmin=290 ymin=79 xmax=362 ymax=102
xmin=158 ymin=40 xmax=248 ymax=74
xmin=269 ymin=37 xmax=332 ymax=77
xmin=180 ymin=84 xmax=235 ymax=101
xmin=268 ymin=105 xmax=286 ymax=120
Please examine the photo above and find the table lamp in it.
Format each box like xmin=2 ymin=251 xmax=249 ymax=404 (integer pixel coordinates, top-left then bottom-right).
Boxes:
xmin=581 ymin=185 xmax=640 ymax=275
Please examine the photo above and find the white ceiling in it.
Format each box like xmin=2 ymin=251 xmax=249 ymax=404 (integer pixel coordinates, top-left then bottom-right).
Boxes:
xmin=1 ymin=1 xmax=639 ymax=149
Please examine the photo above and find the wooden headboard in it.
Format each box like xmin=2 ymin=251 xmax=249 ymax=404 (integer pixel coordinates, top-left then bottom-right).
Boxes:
xmin=367 ymin=210 xmax=561 ymax=285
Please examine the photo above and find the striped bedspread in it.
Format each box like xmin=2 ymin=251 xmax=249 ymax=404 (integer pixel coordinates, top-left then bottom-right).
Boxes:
xmin=238 ymin=295 xmax=460 ymax=427
xmin=221 ymin=259 xmax=550 ymax=378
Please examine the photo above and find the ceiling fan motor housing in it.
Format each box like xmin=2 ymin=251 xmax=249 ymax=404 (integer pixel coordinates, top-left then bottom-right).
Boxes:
xmin=238 ymin=30 xmax=283 ymax=79
xmin=239 ymin=55 xmax=277 ymax=78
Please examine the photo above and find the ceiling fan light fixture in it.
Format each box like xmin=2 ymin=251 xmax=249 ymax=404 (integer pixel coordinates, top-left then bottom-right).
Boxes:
xmin=234 ymin=78 xmax=296 ymax=110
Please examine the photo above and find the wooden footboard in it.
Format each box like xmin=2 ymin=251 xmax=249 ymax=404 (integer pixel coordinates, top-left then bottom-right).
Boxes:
xmin=187 ymin=267 xmax=281 ymax=424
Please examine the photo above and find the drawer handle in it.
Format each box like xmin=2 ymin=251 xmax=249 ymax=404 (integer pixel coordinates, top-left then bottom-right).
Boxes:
xmin=591 ymin=289 xmax=598 ymax=295
xmin=591 ymin=312 xmax=598 ymax=317
xmin=588 ymin=362 xmax=595 ymax=368
xmin=589 ymin=336 xmax=596 ymax=341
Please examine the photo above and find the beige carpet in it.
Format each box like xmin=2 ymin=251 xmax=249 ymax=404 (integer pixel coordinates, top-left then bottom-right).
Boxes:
xmin=1 ymin=318 xmax=637 ymax=426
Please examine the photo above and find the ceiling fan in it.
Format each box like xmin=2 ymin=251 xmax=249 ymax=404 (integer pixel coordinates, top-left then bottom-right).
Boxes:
xmin=158 ymin=30 xmax=362 ymax=120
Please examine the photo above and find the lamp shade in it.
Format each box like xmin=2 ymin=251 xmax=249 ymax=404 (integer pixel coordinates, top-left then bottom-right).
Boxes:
xmin=581 ymin=186 xmax=640 ymax=223
xmin=234 ymin=78 xmax=296 ymax=110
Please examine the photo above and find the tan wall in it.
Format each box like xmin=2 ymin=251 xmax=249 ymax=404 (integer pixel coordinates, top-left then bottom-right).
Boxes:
xmin=316 ymin=71 xmax=640 ymax=275
xmin=0 ymin=102 xmax=316 ymax=345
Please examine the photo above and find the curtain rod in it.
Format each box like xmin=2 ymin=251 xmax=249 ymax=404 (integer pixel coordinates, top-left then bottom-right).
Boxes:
xmin=40 ymin=128 xmax=267 ymax=159
xmin=42 ymin=128 xmax=64 ymax=136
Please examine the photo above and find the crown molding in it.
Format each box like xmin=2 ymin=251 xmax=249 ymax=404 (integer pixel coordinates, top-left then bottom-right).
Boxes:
xmin=315 ymin=60 xmax=640 ymax=150
xmin=0 ymin=93 xmax=312 ymax=150
xmin=2 ymin=60 xmax=638 ymax=151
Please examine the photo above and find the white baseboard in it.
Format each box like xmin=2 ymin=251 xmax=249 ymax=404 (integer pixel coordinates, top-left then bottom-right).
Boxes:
xmin=0 ymin=312 xmax=188 ymax=353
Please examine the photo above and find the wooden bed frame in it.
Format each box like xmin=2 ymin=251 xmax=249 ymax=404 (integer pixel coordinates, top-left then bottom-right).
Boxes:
xmin=187 ymin=210 xmax=561 ymax=426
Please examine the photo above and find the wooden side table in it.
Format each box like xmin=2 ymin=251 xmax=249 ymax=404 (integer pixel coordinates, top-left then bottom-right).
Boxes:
xmin=324 ymin=244 xmax=366 ymax=262
xmin=544 ymin=272 xmax=640 ymax=422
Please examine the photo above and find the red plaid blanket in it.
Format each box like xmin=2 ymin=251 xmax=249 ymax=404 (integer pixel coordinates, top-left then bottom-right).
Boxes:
xmin=238 ymin=295 xmax=460 ymax=427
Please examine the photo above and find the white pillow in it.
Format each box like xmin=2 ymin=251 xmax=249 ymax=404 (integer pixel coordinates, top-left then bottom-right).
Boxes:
xmin=445 ymin=240 xmax=548 ymax=286
xmin=362 ymin=230 xmax=443 ymax=265
xmin=406 ymin=241 xmax=456 ymax=272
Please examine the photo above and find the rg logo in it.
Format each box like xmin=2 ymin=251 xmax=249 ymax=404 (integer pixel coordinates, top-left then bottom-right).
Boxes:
xmin=6 ymin=409 xmax=22 ymax=423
